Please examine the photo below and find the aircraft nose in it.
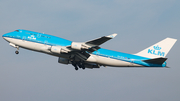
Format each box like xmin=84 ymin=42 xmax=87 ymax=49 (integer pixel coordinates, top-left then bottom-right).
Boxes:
xmin=2 ymin=34 xmax=8 ymax=41
xmin=2 ymin=34 xmax=5 ymax=39
xmin=2 ymin=34 xmax=6 ymax=39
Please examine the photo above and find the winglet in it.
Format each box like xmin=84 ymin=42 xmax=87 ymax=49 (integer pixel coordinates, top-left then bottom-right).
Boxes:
xmin=106 ymin=33 xmax=117 ymax=38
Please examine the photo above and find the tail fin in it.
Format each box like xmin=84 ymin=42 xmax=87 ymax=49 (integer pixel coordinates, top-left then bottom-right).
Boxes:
xmin=135 ymin=38 xmax=177 ymax=58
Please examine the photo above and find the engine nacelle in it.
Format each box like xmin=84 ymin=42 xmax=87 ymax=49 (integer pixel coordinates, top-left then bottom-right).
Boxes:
xmin=51 ymin=46 xmax=62 ymax=54
xmin=71 ymin=42 xmax=90 ymax=50
xmin=58 ymin=57 xmax=69 ymax=64
xmin=71 ymin=42 xmax=82 ymax=50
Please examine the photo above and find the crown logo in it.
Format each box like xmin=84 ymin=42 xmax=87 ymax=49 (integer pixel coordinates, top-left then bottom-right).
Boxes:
xmin=153 ymin=45 xmax=161 ymax=50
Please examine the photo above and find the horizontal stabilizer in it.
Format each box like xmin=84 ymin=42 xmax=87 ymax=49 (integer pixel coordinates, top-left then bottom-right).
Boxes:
xmin=143 ymin=58 xmax=167 ymax=64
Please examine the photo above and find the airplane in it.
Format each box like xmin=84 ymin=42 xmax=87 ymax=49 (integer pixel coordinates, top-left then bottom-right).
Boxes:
xmin=2 ymin=29 xmax=177 ymax=70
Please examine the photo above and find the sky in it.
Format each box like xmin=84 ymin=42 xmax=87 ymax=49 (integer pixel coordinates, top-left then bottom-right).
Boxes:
xmin=0 ymin=0 xmax=180 ymax=101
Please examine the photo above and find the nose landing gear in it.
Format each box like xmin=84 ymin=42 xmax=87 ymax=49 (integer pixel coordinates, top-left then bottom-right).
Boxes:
xmin=15 ymin=46 xmax=19 ymax=54
xmin=15 ymin=50 xmax=19 ymax=54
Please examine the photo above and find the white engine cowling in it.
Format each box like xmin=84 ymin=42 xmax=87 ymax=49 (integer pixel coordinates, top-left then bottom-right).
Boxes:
xmin=71 ymin=42 xmax=90 ymax=50
xmin=71 ymin=42 xmax=82 ymax=50
xmin=51 ymin=46 xmax=62 ymax=54
xmin=58 ymin=57 xmax=69 ymax=64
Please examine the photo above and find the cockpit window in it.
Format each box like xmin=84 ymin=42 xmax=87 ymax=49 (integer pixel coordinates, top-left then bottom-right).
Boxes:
xmin=15 ymin=30 xmax=19 ymax=32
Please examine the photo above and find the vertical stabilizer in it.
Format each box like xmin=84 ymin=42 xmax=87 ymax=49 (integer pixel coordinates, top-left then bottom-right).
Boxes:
xmin=135 ymin=38 xmax=177 ymax=58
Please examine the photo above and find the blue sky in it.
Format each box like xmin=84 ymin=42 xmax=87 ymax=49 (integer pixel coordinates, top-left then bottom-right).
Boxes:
xmin=0 ymin=0 xmax=180 ymax=101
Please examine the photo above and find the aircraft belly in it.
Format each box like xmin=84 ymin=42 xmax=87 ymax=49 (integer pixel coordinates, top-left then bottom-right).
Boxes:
xmin=93 ymin=55 xmax=142 ymax=67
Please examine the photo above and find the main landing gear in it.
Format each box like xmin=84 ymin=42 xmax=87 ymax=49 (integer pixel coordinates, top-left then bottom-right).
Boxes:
xmin=72 ymin=61 xmax=85 ymax=71
xmin=72 ymin=63 xmax=79 ymax=70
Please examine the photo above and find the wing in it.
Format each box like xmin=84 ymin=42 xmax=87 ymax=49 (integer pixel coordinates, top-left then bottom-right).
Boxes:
xmin=51 ymin=33 xmax=117 ymax=70
xmin=69 ymin=33 xmax=117 ymax=52
xmin=85 ymin=33 xmax=117 ymax=46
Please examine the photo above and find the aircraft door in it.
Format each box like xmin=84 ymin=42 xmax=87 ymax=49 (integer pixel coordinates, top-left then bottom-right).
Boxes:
xmin=22 ymin=36 xmax=26 ymax=41
xmin=44 ymin=40 xmax=48 ymax=45
xmin=37 ymin=33 xmax=41 ymax=38
xmin=130 ymin=59 xmax=134 ymax=66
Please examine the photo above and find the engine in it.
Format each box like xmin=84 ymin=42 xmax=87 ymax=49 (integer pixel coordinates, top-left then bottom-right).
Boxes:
xmin=50 ymin=46 xmax=68 ymax=54
xmin=71 ymin=42 xmax=90 ymax=50
xmin=71 ymin=42 xmax=82 ymax=50
xmin=51 ymin=46 xmax=62 ymax=54
xmin=58 ymin=57 xmax=69 ymax=64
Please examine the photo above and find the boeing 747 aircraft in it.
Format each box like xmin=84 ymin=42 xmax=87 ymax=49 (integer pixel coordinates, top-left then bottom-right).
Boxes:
xmin=2 ymin=30 xmax=177 ymax=70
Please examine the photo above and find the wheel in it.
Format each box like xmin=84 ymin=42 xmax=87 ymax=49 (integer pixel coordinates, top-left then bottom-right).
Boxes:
xmin=15 ymin=51 xmax=19 ymax=54
xmin=75 ymin=67 xmax=78 ymax=70
xmin=82 ymin=65 xmax=85 ymax=70
xmin=77 ymin=64 xmax=82 ymax=68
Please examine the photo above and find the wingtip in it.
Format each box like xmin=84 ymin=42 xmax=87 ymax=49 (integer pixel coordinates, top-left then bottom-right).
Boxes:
xmin=106 ymin=33 xmax=117 ymax=38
